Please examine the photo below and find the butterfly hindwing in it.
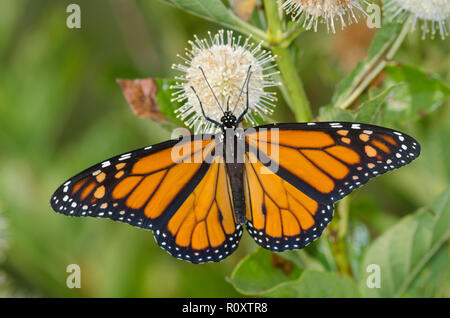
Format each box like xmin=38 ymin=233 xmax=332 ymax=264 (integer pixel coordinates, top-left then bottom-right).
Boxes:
xmin=244 ymin=151 xmax=334 ymax=251
xmin=155 ymin=156 xmax=243 ymax=263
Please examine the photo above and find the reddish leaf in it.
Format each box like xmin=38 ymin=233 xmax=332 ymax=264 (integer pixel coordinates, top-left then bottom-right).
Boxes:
xmin=116 ymin=78 xmax=167 ymax=121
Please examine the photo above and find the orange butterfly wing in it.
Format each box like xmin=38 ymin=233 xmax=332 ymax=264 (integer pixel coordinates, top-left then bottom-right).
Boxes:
xmin=157 ymin=156 xmax=242 ymax=263
xmin=243 ymin=122 xmax=420 ymax=250
xmin=51 ymin=135 xmax=242 ymax=263
xmin=244 ymin=151 xmax=333 ymax=251
xmin=52 ymin=121 xmax=420 ymax=260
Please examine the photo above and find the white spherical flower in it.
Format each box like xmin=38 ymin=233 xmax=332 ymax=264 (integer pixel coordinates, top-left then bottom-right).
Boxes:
xmin=280 ymin=0 xmax=369 ymax=33
xmin=171 ymin=30 xmax=278 ymax=133
xmin=385 ymin=0 xmax=450 ymax=39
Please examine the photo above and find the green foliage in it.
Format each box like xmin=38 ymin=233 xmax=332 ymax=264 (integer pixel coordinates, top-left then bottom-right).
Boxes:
xmin=354 ymin=85 xmax=399 ymax=124
xmin=331 ymin=20 xmax=403 ymax=109
xmin=229 ymin=190 xmax=450 ymax=298
xmin=405 ymin=247 xmax=450 ymax=298
xmin=153 ymin=78 xmax=186 ymax=127
xmin=383 ymin=64 xmax=450 ymax=123
xmin=158 ymin=0 xmax=235 ymax=26
xmin=318 ymin=105 xmax=354 ymax=122
xmin=359 ymin=190 xmax=450 ymax=297
xmin=319 ymin=84 xmax=400 ymax=124
xmin=229 ymin=249 xmax=360 ymax=298
xmin=0 ymin=0 xmax=448 ymax=298
xmin=228 ymin=249 xmax=303 ymax=296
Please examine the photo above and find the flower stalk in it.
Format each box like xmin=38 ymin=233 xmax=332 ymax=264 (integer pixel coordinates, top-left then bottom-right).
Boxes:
xmin=264 ymin=0 xmax=312 ymax=122
xmin=328 ymin=196 xmax=352 ymax=277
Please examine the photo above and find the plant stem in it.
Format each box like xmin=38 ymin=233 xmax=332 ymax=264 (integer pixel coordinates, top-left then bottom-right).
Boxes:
xmin=272 ymin=46 xmax=312 ymax=122
xmin=336 ymin=17 xmax=412 ymax=110
xmin=263 ymin=0 xmax=312 ymax=122
xmin=281 ymin=24 xmax=306 ymax=47
xmin=337 ymin=196 xmax=350 ymax=240
xmin=328 ymin=197 xmax=352 ymax=277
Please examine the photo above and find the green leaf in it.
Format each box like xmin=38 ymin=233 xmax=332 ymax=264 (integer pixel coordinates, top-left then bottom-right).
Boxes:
xmin=358 ymin=189 xmax=450 ymax=297
xmin=274 ymin=270 xmax=360 ymax=298
xmin=404 ymin=246 xmax=450 ymax=297
xmin=153 ymin=78 xmax=186 ymax=128
xmin=228 ymin=248 xmax=303 ymax=296
xmin=156 ymin=0 xmax=267 ymax=44
xmin=331 ymin=20 xmax=402 ymax=108
xmin=279 ymin=250 xmax=327 ymax=272
xmin=318 ymin=105 xmax=354 ymax=122
xmin=354 ymin=84 xmax=400 ymax=124
xmin=383 ymin=64 xmax=450 ymax=123
xmin=367 ymin=21 xmax=402 ymax=60
xmin=331 ymin=61 xmax=365 ymax=107
xmin=229 ymin=248 xmax=360 ymax=297
xmin=157 ymin=0 xmax=235 ymax=27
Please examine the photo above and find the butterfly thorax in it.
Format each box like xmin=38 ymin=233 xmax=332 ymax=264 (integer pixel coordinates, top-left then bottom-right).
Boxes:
xmin=222 ymin=128 xmax=246 ymax=224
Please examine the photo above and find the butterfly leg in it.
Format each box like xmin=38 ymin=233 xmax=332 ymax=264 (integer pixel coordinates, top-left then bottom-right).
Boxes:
xmin=190 ymin=86 xmax=222 ymax=128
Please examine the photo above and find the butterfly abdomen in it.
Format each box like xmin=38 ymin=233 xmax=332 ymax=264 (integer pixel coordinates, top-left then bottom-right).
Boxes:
xmin=223 ymin=130 xmax=246 ymax=224
xmin=226 ymin=162 xmax=246 ymax=224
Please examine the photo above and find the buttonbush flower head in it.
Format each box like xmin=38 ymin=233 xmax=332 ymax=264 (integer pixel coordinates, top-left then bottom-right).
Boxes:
xmin=171 ymin=30 xmax=278 ymax=133
xmin=280 ymin=0 xmax=369 ymax=33
xmin=385 ymin=0 xmax=450 ymax=39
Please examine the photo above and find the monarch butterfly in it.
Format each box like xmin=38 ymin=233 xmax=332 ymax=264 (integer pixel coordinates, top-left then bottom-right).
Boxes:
xmin=50 ymin=67 xmax=421 ymax=264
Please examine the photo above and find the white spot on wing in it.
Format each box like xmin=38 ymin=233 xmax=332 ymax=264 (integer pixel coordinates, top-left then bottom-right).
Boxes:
xmin=101 ymin=161 xmax=111 ymax=168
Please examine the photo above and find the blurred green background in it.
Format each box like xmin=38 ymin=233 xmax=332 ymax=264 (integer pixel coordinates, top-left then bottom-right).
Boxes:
xmin=0 ymin=0 xmax=448 ymax=297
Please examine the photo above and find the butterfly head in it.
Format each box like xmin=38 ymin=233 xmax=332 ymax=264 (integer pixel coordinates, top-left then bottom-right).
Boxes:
xmin=220 ymin=111 xmax=238 ymax=129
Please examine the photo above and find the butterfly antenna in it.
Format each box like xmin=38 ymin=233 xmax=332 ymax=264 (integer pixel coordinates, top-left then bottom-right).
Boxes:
xmin=198 ymin=66 xmax=225 ymax=114
xmin=236 ymin=67 xmax=252 ymax=124
xmin=232 ymin=65 xmax=252 ymax=114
